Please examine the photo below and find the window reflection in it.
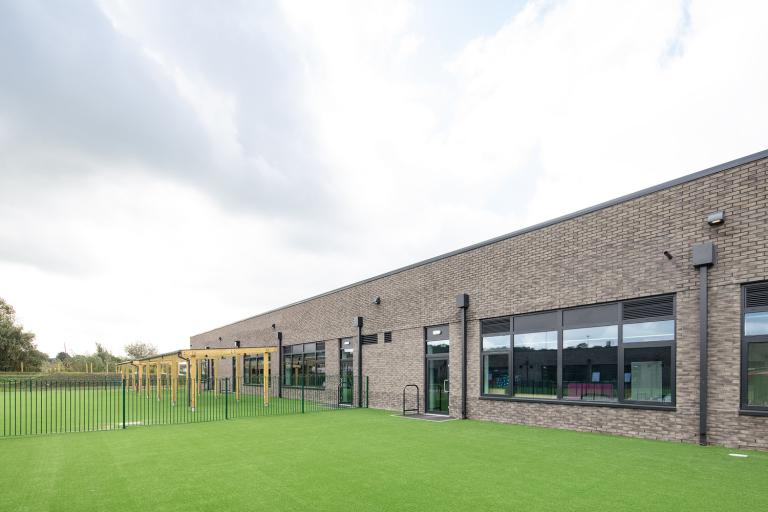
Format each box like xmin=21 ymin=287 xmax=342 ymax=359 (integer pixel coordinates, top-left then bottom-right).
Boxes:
xmin=623 ymin=320 xmax=675 ymax=343
xmin=483 ymin=354 xmax=509 ymax=395
xmin=513 ymin=331 xmax=557 ymax=399
xmin=563 ymin=326 xmax=618 ymax=402
xmin=745 ymin=312 xmax=768 ymax=337
xmin=747 ymin=342 xmax=768 ymax=407
xmin=623 ymin=346 xmax=672 ymax=402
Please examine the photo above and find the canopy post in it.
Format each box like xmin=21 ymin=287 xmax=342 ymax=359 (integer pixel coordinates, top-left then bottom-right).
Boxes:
xmin=235 ymin=356 xmax=243 ymax=401
xmin=263 ymin=353 xmax=270 ymax=407
xmin=156 ymin=363 xmax=162 ymax=401
xmin=189 ymin=357 xmax=198 ymax=411
xmin=213 ymin=359 xmax=219 ymax=395
xmin=171 ymin=362 xmax=178 ymax=405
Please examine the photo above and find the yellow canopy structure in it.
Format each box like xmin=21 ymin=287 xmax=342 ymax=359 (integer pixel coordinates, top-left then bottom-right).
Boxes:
xmin=117 ymin=347 xmax=277 ymax=410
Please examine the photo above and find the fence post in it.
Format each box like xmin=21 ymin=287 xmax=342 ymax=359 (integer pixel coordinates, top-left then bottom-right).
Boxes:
xmin=225 ymin=378 xmax=229 ymax=420
xmin=301 ymin=376 xmax=305 ymax=414
xmin=366 ymin=376 xmax=369 ymax=408
xmin=122 ymin=377 xmax=126 ymax=429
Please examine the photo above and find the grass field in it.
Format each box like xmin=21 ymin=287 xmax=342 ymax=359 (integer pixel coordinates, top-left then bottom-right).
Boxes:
xmin=0 ymin=409 xmax=766 ymax=512
xmin=0 ymin=380 xmax=341 ymax=436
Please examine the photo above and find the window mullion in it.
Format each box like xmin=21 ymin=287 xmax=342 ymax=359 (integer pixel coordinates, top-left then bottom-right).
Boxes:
xmin=557 ymin=311 xmax=563 ymax=400
xmin=618 ymin=310 xmax=625 ymax=404
xmin=508 ymin=343 xmax=513 ymax=397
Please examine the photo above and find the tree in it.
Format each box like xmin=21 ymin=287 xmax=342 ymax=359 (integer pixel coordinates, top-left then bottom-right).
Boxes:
xmin=0 ymin=297 xmax=48 ymax=372
xmin=124 ymin=341 xmax=157 ymax=360
xmin=96 ymin=343 xmax=121 ymax=365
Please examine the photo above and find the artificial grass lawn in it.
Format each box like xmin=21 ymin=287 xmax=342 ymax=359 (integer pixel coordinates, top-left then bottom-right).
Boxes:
xmin=0 ymin=409 xmax=766 ymax=512
xmin=0 ymin=385 xmax=332 ymax=436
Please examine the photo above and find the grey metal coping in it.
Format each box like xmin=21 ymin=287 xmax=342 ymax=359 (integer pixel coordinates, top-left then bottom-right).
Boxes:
xmin=193 ymin=147 xmax=768 ymax=337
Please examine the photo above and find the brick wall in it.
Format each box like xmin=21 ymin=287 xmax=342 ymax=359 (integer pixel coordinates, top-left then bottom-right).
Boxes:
xmin=191 ymin=157 xmax=768 ymax=449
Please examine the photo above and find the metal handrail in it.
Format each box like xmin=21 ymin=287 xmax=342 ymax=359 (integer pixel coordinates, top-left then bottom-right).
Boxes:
xmin=402 ymin=384 xmax=419 ymax=415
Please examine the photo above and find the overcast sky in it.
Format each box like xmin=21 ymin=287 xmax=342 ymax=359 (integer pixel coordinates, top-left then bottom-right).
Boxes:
xmin=1 ymin=0 xmax=766 ymax=358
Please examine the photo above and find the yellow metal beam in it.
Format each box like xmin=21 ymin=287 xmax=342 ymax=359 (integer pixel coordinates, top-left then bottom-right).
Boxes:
xmin=212 ymin=359 xmax=218 ymax=395
xmin=155 ymin=362 xmax=162 ymax=401
xmin=117 ymin=346 xmax=277 ymax=410
xmin=235 ymin=355 xmax=243 ymax=401
xmin=263 ymin=352 xmax=270 ymax=407
xmin=171 ymin=362 xmax=178 ymax=405
xmin=179 ymin=347 xmax=277 ymax=360
xmin=189 ymin=356 xmax=198 ymax=410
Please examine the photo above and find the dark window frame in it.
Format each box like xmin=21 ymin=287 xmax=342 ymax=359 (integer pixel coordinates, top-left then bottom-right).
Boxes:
xmin=741 ymin=282 xmax=768 ymax=412
xmin=479 ymin=294 xmax=676 ymax=408
xmin=282 ymin=341 xmax=326 ymax=389
xmin=480 ymin=319 xmax=511 ymax=397
xmin=243 ymin=353 xmax=271 ymax=386
xmin=424 ymin=324 xmax=450 ymax=414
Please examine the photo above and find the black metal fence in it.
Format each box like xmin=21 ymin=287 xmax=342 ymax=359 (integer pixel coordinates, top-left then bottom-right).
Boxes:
xmin=0 ymin=374 xmax=368 ymax=438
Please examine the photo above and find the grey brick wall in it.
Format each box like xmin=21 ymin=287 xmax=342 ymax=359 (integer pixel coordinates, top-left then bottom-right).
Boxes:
xmin=191 ymin=157 xmax=768 ymax=449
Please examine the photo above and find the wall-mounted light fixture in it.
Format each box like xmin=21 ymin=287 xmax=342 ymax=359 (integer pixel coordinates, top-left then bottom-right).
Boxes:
xmin=707 ymin=211 xmax=725 ymax=226
xmin=218 ymin=337 xmax=222 ymax=341
xmin=663 ymin=250 xmax=673 ymax=260
xmin=271 ymin=323 xmax=276 ymax=330
xmin=235 ymin=340 xmax=241 ymax=348
xmin=372 ymin=297 xmax=381 ymax=305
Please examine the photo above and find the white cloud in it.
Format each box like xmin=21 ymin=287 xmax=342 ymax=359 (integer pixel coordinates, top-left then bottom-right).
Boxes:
xmin=0 ymin=0 xmax=766 ymax=357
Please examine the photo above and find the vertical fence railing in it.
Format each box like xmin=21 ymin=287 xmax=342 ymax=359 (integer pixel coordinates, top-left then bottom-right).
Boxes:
xmin=0 ymin=373 xmax=365 ymax=438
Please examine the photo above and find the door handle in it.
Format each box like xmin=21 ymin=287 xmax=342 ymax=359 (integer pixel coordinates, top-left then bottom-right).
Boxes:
xmin=443 ymin=380 xmax=449 ymax=393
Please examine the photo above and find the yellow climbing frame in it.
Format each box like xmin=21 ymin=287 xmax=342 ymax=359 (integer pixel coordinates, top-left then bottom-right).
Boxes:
xmin=117 ymin=347 xmax=277 ymax=410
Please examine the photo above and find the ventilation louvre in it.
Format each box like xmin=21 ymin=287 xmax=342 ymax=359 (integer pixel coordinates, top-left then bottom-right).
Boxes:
xmin=622 ymin=295 xmax=674 ymax=321
xmin=383 ymin=331 xmax=393 ymax=343
xmin=361 ymin=333 xmax=379 ymax=345
xmin=746 ymin=283 xmax=768 ymax=309
xmin=482 ymin=317 xmax=511 ymax=335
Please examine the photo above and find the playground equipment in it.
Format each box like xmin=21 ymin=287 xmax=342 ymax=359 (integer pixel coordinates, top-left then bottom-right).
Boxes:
xmin=117 ymin=347 xmax=277 ymax=410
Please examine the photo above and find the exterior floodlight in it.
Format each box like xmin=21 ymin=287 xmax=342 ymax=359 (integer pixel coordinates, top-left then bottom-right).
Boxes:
xmin=707 ymin=211 xmax=725 ymax=226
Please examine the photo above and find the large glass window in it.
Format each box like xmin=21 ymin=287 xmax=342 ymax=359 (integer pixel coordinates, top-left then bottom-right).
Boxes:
xmin=563 ymin=326 xmax=618 ymax=402
xmin=747 ymin=342 xmax=768 ymax=408
xmin=282 ymin=342 xmax=325 ymax=388
xmin=513 ymin=331 xmax=557 ymax=399
xmin=623 ymin=320 xmax=675 ymax=343
xmin=745 ymin=312 xmax=768 ymax=337
xmin=481 ymin=319 xmax=511 ymax=396
xmin=482 ymin=335 xmax=510 ymax=351
xmin=623 ymin=346 xmax=672 ymax=403
xmin=244 ymin=354 xmax=270 ymax=385
xmin=480 ymin=295 xmax=675 ymax=406
xmin=483 ymin=354 xmax=509 ymax=395
xmin=743 ymin=282 xmax=768 ymax=410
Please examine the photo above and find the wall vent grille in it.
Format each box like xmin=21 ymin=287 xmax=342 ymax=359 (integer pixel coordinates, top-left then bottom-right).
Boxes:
xmin=746 ymin=283 xmax=768 ymax=309
xmin=482 ymin=317 xmax=511 ymax=335
xmin=622 ymin=295 xmax=674 ymax=320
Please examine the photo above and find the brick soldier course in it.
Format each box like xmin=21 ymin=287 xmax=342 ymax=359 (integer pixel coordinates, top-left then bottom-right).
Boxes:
xmin=191 ymin=149 xmax=768 ymax=450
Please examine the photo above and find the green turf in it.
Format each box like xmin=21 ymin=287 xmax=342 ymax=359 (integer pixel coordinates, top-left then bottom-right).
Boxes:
xmin=1 ymin=384 xmax=337 ymax=436
xmin=0 ymin=409 xmax=765 ymax=512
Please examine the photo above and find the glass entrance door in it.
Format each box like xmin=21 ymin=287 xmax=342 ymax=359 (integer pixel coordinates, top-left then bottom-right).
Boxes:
xmin=339 ymin=338 xmax=354 ymax=405
xmin=427 ymin=358 xmax=449 ymax=414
